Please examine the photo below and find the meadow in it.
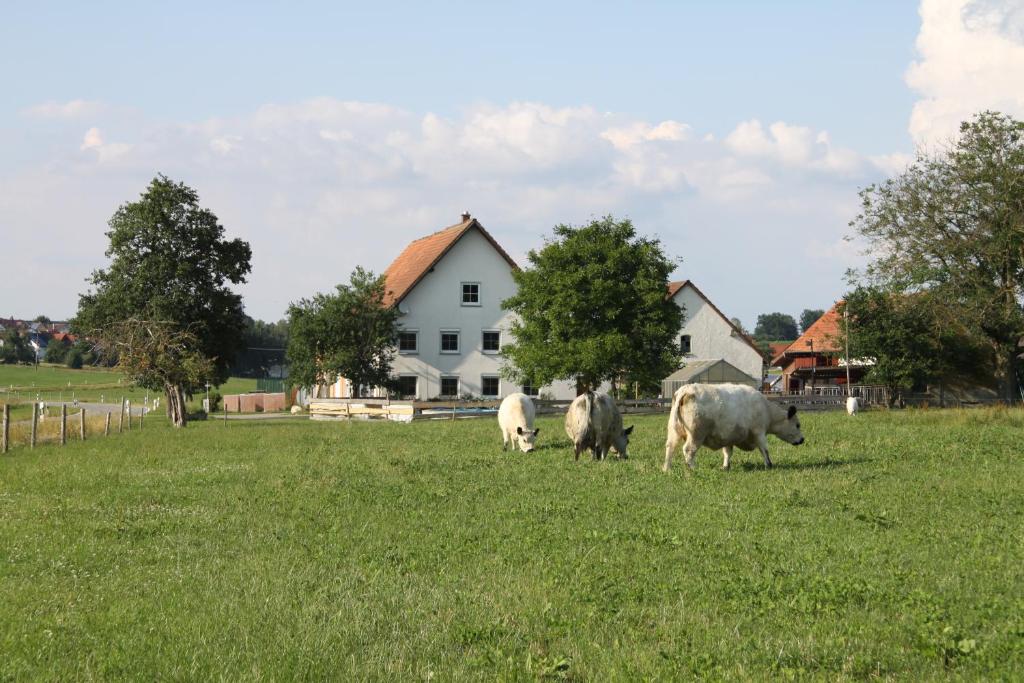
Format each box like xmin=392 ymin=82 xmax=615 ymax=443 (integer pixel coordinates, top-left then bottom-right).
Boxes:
xmin=0 ymin=364 xmax=257 ymax=425
xmin=0 ymin=407 xmax=1021 ymax=679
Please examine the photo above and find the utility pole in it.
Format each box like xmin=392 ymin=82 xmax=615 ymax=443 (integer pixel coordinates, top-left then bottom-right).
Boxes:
xmin=844 ymin=308 xmax=852 ymax=396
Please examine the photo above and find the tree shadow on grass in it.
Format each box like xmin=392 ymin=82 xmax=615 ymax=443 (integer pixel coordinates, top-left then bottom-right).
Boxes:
xmin=737 ymin=457 xmax=871 ymax=472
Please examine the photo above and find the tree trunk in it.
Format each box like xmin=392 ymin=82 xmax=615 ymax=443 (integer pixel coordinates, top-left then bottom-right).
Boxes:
xmin=992 ymin=342 xmax=1021 ymax=403
xmin=165 ymin=384 xmax=188 ymax=427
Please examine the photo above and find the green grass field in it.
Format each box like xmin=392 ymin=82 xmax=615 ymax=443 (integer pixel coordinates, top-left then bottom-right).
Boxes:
xmin=0 ymin=365 xmax=258 ymax=417
xmin=1 ymin=408 xmax=1022 ymax=679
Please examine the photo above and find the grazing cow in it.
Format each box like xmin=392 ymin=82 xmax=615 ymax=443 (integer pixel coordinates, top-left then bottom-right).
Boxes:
xmin=564 ymin=392 xmax=634 ymax=460
xmin=498 ymin=392 xmax=540 ymax=453
xmin=846 ymin=396 xmax=860 ymax=416
xmin=663 ymin=383 xmax=805 ymax=472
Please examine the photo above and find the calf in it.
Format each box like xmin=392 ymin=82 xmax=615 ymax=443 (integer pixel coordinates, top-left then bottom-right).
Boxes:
xmin=498 ymin=392 xmax=540 ymax=453
xmin=663 ymin=383 xmax=805 ymax=472
xmin=564 ymin=392 xmax=634 ymax=460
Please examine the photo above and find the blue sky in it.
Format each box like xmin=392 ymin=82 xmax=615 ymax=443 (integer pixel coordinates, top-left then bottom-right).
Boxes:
xmin=2 ymin=1 xmax=1023 ymax=325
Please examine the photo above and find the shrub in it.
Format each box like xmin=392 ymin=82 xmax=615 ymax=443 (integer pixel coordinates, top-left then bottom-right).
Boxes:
xmin=44 ymin=343 xmax=68 ymax=364
xmin=65 ymin=348 xmax=84 ymax=369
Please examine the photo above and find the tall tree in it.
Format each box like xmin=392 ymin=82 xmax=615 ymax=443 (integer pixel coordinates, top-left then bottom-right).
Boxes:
xmin=799 ymin=308 xmax=825 ymax=334
xmin=851 ymin=111 xmax=1024 ymax=401
xmin=754 ymin=312 xmax=798 ymax=341
xmin=286 ymin=267 xmax=400 ymax=397
xmin=840 ymin=287 xmax=992 ymax=406
xmin=0 ymin=328 xmax=33 ymax=364
xmin=74 ymin=175 xmax=252 ymax=425
xmin=500 ymin=215 xmax=683 ymax=392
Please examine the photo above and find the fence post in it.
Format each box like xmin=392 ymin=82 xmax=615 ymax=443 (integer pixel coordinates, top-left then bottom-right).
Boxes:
xmin=139 ymin=405 xmax=144 ymax=430
xmin=60 ymin=404 xmax=67 ymax=446
xmin=1 ymin=404 xmax=8 ymax=454
xmin=80 ymin=408 xmax=86 ymax=441
xmin=127 ymin=401 xmax=132 ymax=431
xmin=224 ymin=402 xmax=228 ymax=424
xmin=105 ymin=411 xmax=111 ymax=436
xmin=118 ymin=402 xmax=124 ymax=433
xmin=31 ymin=403 xmax=38 ymax=449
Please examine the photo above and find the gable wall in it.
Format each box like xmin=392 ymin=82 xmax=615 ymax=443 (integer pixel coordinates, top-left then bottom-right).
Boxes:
xmin=673 ymin=285 xmax=764 ymax=382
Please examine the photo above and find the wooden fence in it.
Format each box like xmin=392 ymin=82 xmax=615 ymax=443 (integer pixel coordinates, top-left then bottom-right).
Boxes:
xmin=308 ymin=389 xmax=879 ymax=423
xmin=1 ymin=399 xmax=143 ymax=454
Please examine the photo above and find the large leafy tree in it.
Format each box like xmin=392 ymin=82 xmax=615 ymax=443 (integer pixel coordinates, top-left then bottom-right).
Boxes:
xmin=840 ymin=287 xmax=991 ymax=407
xmin=851 ymin=111 xmax=1024 ymax=401
xmin=0 ymin=328 xmax=33 ymax=364
xmin=286 ymin=268 xmax=400 ymax=397
xmin=754 ymin=312 xmax=798 ymax=341
xmin=799 ymin=308 xmax=825 ymax=334
xmin=501 ymin=215 xmax=683 ymax=392
xmin=74 ymin=175 xmax=252 ymax=424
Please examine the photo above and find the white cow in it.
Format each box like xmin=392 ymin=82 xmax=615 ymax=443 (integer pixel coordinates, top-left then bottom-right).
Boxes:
xmin=498 ymin=393 xmax=540 ymax=453
xmin=846 ymin=396 xmax=860 ymax=415
xmin=663 ymin=383 xmax=805 ymax=472
xmin=564 ymin=392 xmax=633 ymax=461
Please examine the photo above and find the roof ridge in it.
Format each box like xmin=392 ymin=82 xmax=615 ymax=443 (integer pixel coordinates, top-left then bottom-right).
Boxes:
xmin=407 ymin=220 xmax=471 ymax=244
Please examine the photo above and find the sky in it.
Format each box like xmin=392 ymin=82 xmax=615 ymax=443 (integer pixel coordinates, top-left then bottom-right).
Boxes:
xmin=2 ymin=0 xmax=1024 ymax=327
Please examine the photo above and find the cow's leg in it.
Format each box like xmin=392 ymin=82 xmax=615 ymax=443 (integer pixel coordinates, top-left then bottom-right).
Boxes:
xmin=502 ymin=430 xmax=509 ymax=452
xmin=574 ymin=442 xmax=582 ymax=461
xmin=663 ymin=426 xmax=684 ymax=472
xmin=683 ymin=435 xmax=700 ymax=471
xmin=756 ymin=433 xmax=773 ymax=469
xmin=721 ymin=446 xmax=733 ymax=470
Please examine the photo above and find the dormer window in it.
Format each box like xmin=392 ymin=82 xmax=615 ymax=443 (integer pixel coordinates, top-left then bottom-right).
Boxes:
xmin=461 ymin=282 xmax=480 ymax=306
xmin=680 ymin=334 xmax=692 ymax=355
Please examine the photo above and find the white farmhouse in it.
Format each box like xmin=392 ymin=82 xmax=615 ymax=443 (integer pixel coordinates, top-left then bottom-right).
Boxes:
xmin=320 ymin=213 xmax=577 ymax=401
xmin=666 ymin=280 xmax=766 ymax=387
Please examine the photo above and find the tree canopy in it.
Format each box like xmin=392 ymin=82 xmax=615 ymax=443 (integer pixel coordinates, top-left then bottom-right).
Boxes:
xmin=849 ymin=111 xmax=1024 ymax=400
xmin=74 ymin=175 xmax=252 ymax=424
xmin=754 ymin=312 xmax=798 ymax=341
xmin=286 ymin=267 xmax=401 ymax=397
xmin=500 ymin=216 xmax=683 ymax=392
xmin=799 ymin=309 xmax=825 ymax=334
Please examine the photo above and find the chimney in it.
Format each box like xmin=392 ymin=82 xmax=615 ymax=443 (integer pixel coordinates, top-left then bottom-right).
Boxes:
xmin=461 ymin=211 xmax=471 ymax=222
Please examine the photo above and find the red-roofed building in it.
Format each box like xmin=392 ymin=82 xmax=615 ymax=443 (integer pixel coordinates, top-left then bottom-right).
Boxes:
xmin=771 ymin=303 xmax=870 ymax=392
xmin=317 ymin=213 xmax=579 ymax=401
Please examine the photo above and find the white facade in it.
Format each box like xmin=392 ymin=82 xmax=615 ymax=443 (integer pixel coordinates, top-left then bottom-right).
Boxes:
xmin=670 ymin=282 xmax=765 ymax=384
xmin=388 ymin=226 xmax=577 ymax=401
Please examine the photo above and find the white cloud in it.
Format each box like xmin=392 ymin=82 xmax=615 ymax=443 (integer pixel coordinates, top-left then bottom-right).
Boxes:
xmin=79 ymin=127 xmax=132 ymax=162
xmin=2 ymin=98 xmax=886 ymax=324
xmin=23 ymin=99 xmax=106 ymax=119
xmin=907 ymin=0 xmax=1024 ymax=146
xmin=725 ymin=119 xmax=863 ymax=173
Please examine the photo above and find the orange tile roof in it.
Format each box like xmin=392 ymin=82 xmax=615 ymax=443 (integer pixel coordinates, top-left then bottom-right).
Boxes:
xmin=666 ymin=279 xmax=766 ymax=359
xmin=382 ymin=216 xmax=518 ymax=306
xmin=771 ymin=303 xmax=843 ymax=365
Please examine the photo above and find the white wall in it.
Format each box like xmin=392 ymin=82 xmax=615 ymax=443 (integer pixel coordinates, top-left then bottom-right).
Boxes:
xmin=392 ymin=227 xmax=577 ymax=400
xmin=672 ymin=285 xmax=765 ymax=382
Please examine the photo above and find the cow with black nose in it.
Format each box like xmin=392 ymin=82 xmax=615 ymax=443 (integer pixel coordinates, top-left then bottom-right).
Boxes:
xmin=663 ymin=383 xmax=805 ymax=472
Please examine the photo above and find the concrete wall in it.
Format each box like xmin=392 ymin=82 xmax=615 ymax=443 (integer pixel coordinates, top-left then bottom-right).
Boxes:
xmin=671 ymin=284 xmax=765 ymax=383
xmin=222 ymin=393 xmax=286 ymax=413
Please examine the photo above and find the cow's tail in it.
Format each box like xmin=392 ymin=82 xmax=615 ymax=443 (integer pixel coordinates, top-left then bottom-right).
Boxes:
xmin=580 ymin=390 xmax=595 ymax=448
xmin=667 ymin=386 xmax=691 ymax=439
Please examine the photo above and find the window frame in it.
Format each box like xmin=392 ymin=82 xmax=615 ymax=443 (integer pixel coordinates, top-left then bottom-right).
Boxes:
xmin=396 ymin=374 xmax=418 ymax=399
xmin=461 ymin=282 xmax=481 ymax=307
xmin=481 ymin=329 xmax=501 ymax=354
xmin=481 ymin=375 xmax=500 ymax=397
xmin=398 ymin=329 xmax=419 ymax=354
xmin=440 ymin=329 xmax=461 ymax=354
xmin=680 ymin=334 xmax=692 ymax=355
xmin=440 ymin=375 xmax=460 ymax=398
